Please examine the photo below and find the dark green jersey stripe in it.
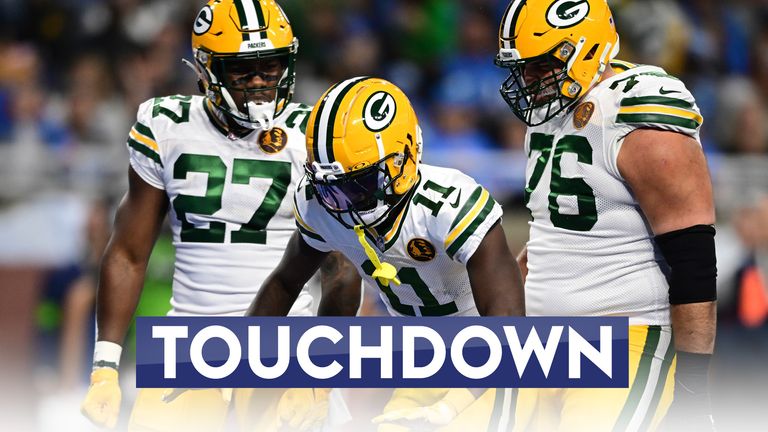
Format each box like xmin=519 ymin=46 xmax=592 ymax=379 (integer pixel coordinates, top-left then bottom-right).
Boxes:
xmin=127 ymin=138 xmax=163 ymax=166
xmin=450 ymin=186 xmax=483 ymax=231
xmin=616 ymin=113 xmax=700 ymax=130
xmin=638 ymin=336 xmax=676 ymax=431
xmin=324 ymin=77 xmax=367 ymax=163
xmin=446 ymin=195 xmax=496 ymax=259
xmin=612 ymin=325 xmax=662 ymax=432
xmin=620 ymin=96 xmax=693 ymax=109
xmin=232 ymin=0 xmax=249 ymax=41
xmin=296 ymin=222 xmax=325 ymax=242
xmin=133 ymin=122 xmax=155 ymax=140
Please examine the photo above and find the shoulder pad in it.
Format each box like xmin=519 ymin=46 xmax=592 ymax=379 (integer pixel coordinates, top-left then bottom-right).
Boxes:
xmin=609 ymin=68 xmax=702 ymax=136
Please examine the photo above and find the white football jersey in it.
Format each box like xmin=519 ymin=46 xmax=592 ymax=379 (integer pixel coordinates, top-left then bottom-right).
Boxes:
xmin=294 ymin=164 xmax=503 ymax=317
xmin=523 ymin=62 xmax=704 ymax=325
xmin=127 ymin=95 xmax=315 ymax=316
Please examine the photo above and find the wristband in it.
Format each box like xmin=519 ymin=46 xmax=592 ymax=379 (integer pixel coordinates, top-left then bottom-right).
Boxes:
xmin=675 ymin=351 xmax=711 ymax=395
xmin=93 ymin=340 xmax=123 ymax=370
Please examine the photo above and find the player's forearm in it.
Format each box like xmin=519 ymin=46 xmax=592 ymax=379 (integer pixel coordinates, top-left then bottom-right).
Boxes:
xmin=473 ymin=258 xmax=525 ymax=316
xmin=516 ymin=246 xmax=528 ymax=283
xmin=96 ymin=248 xmax=147 ymax=345
xmin=670 ymin=301 xmax=716 ymax=353
xmin=318 ymin=293 xmax=359 ymax=316
xmin=319 ymin=252 xmax=361 ymax=316
xmin=247 ymin=274 xmax=301 ymax=316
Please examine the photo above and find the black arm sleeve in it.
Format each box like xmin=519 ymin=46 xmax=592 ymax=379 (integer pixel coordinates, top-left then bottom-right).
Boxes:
xmin=655 ymin=224 xmax=717 ymax=305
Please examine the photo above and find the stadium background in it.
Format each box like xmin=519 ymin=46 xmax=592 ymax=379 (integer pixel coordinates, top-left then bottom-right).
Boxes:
xmin=0 ymin=0 xmax=766 ymax=430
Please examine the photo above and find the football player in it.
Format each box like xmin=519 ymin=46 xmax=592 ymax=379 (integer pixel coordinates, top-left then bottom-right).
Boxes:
xmin=247 ymin=77 xmax=525 ymax=431
xmin=79 ymin=1 xmax=360 ymax=431
xmin=495 ymin=1 xmax=716 ymax=431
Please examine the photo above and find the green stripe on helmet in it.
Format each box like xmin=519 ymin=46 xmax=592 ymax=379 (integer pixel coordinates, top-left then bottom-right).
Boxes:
xmin=232 ymin=0 xmax=249 ymax=42
xmin=252 ymin=0 xmax=267 ymax=40
xmin=324 ymin=76 xmax=369 ymax=163
xmin=311 ymin=82 xmax=343 ymax=163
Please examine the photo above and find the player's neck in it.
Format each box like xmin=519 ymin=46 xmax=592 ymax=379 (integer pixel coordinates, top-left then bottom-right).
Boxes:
xmin=582 ymin=65 xmax=617 ymax=99
xmin=600 ymin=65 xmax=617 ymax=82
xmin=204 ymin=99 xmax=256 ymax=140
xmin=370 ymin=173 xmax=421 ymax=237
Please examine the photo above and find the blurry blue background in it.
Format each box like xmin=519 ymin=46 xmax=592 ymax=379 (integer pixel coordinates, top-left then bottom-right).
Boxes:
xmin=0 ymin=0 xmax=767 ymax=431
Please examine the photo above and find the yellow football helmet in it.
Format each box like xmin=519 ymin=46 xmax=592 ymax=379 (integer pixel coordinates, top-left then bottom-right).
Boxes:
xmin=188 ymin=0 xmax=297 ymax=129
xmin=495 ymin=0 xmax=619 ymax=126
xmin=305 ymin=77 xmax=422 ymax=229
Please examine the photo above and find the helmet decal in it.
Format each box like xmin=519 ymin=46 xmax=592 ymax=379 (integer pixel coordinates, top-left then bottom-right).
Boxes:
xmin=363 ymin=92 xmax=397 ymax=132
xmin=193 ymin=6 xmax=213 ymax=36
xmin=306 ymin=78 xmax=421 ymax=231
xmin=546 ymin=0 xmax=590 ymax=29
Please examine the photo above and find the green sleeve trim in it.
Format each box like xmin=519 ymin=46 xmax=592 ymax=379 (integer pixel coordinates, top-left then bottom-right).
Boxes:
xmin=446 ymin=197 xmax=496 ymax=259
xmin=616 ymin=113 xmax=699 ymax=130
xmin=134 ymin=121 xmax=156 ymax=139
xmin=449 ymin=186 xmax=483 ymax=231
xmin=296 ymin=221 xmax=325 ymax=243
xmin=620 ymin=96 xmax=693 ymax=109
xmin=127 ymin=137 xmax=163 ymax=166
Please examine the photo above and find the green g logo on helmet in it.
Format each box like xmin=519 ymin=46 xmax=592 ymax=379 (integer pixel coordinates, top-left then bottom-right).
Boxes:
xmin=363 ymin=91 xmax=397 ymax=132
xmin=546 ymin=0 xmax=590 ymax=28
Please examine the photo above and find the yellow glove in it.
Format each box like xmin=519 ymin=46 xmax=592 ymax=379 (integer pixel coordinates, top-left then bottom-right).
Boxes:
xmin=161 ymin=387 xmax=233 ymax=403
xmin=372 ymin=388 xmax=476 ymax=428
xmin=277 ymin=388 xmax=331 ymax=431
xmin=81 ymin=368 xmax=121 ymax=429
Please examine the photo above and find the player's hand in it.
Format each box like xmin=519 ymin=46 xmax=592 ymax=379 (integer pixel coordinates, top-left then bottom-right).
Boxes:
xmin=277 ymin=388 xmax=331 ymax=431
xmin=372 ymin=401 xmax=457 ymax=428
xmin=80 ymin=368 xmax=121 ymax=429
xmin=372 ymin=388 xmax=475 ymax=429
xmin=661 ymin=352 xmax=716 ymax=432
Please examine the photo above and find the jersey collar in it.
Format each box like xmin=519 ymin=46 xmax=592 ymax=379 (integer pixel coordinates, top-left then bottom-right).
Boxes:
xmin=366 ymin=173 xmax=422 ymax=252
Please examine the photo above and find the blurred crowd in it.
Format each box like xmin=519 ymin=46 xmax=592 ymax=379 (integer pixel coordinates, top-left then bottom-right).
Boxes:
xmin=2 ymin=0 xmax=768 ymax=199
xmin=1 ymin=0 xmax=768 ymax=430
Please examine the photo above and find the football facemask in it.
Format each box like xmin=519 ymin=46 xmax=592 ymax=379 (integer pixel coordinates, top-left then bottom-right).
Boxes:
xmin=213 ymin=54 xmax=291 ymax=130
xmin=308 ymin=150 xmax=411 ymax=229
xmin=496 ymin=46 xmax=578 ymax=126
